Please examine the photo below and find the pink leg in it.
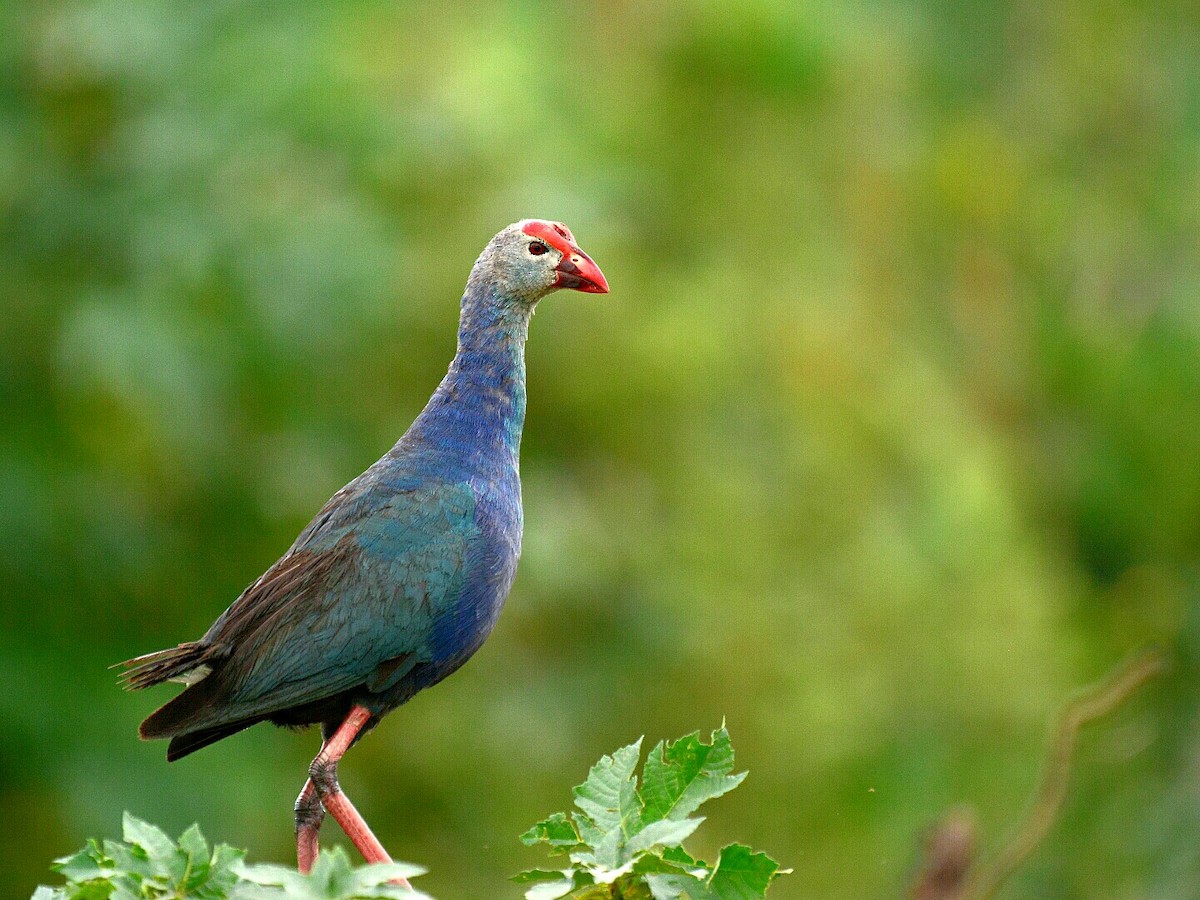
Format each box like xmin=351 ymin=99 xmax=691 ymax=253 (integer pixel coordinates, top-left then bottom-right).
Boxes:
xmin=308 ymin=705 xmax=412 ymax=890
xmin=294 ymin=775 xmax=323 ymax=874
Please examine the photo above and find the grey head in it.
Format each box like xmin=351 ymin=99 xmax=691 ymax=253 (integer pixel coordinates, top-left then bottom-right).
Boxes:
xmin=468 ymin=219 xmax=609 ymax=303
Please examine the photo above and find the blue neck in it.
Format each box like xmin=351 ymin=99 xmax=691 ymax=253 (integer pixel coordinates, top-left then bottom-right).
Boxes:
xmin=403 ymin=285 xmax=530 ymax=477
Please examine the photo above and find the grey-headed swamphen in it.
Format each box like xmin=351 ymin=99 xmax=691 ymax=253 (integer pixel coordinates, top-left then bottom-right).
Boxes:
xmin=119 ymin=220 xmax=609 ymax=881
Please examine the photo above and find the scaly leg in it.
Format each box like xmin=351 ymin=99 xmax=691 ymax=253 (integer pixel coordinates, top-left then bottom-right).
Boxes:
xmin=294 ymin=773 xmax=324 ymax=874
xmin=308 ymin=704 xmax=412 ymax=889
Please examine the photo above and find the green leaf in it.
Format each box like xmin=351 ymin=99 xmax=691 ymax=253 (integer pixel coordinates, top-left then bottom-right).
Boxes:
xmin=563 ymin=885 xmax=613 ymax=900
xmin=660 ymin=846 xmax=699 ymax=868
xmin=176 ymin=824 xmax=213 ymax=890
xmin=640 ymin=729 xmax=746 ymax=827
xmin=101 ymin=839 xmax=153 ymax=880
xmin=315 ymin=844 xmax=359 ymax=896
xmin=121 ymin=812 xmax=180 ymax=879
xmin=178 ymin=823 xmax=210 ymax=861
xmin=521 ymin=812 xmax=582 ymax=848
xmin=513 ymin=868 xmax=578 ymax=884
xmin=642 ymin=873 xmax=700 ymax=900
xmin=346 ymin=860 xmax=431 ymax=899
xmin=237 ymin=848 xmax=430 ymax=900
xmin=572 ymin=738 xmax=644 ymax=868
xmin=625 ymin=818 xmax=704 ymax=856
xmin=520 ymin=874 xmax=580 ymax=900
xmin=630 ymin=855 xmax=696 ymax=877
xmin=573 ymin=738 xmax=644 ymax=840
xmin=645 ymin=844 xmax=781 ymax=900
xmin=234 ymin=860 xmax=311 ymax=890
xmin=105 ymin=873 xmax=142 ymax=900
xmin=51 ymin=847 xmax=108 ymax=882
xmin=521 ymin=728 xmax=781 ymax=897
xmin=203 ymin=844 xmax=247 ymax=897
xmin=704 ymin=844 xmax=780 ymax=900
xmin=121 ymin=812 xmax=176 ymax=860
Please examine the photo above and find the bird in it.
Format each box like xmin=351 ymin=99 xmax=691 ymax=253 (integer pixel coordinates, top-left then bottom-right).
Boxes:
xmin=117 ymin=219 xmax=608 ymax=881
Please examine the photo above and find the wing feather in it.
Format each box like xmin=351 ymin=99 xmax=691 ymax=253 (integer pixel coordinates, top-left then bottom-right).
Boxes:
xmin=140 ymin=482 xmax=476 ymax=737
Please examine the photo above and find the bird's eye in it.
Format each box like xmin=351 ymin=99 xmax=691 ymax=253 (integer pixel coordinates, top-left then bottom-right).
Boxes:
xmin=528 ymin=241 xmax=549 ymax=256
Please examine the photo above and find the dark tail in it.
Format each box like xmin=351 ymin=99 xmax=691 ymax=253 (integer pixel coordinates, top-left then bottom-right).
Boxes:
xmin=166 ymin=719 xmax=260 ymax=761
xmin=135 ymin=669 xmax=263 ymax=759
xmin=116 ymin=643 xmax=209 ymax=691
xmin=120 ymin=643 xmax=258 ymax=759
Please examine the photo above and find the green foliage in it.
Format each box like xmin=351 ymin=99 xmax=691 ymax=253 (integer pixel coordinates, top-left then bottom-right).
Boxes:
xmin=517 ymin=728 xmax=782 ymax=899
xmin=33 ymin=732 xmax=775 ymax=900
xmin=231 ymin=853 xmax=427 ymax=900
xmin=32 ymin=814 xmax=428 ymax=900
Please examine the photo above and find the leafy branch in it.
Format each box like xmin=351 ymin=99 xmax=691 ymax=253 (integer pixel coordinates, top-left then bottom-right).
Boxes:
xmin=34 ymin=812 xmax=427 ymax=900
xmin=516 ymin=726 xmax=785 ymax=899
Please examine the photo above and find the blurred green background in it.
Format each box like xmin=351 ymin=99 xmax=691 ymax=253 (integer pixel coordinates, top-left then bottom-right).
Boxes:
xmin=3 ymin=0 xmax=1199 ymax=896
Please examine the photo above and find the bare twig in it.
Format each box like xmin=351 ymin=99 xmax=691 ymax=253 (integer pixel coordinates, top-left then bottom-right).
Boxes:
xmin=964 ymin=647 xmax=1167 ymax=899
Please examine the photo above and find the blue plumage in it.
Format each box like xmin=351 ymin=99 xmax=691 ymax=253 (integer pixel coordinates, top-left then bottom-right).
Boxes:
xmin=120 ymin=221 xmax=609 ymax=767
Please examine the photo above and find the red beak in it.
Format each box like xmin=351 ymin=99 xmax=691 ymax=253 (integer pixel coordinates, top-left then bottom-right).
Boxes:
xmin=521 ymin=220 xmax=610 ymax=294
xmin=554 ymin=248 xmax=609 ymax=294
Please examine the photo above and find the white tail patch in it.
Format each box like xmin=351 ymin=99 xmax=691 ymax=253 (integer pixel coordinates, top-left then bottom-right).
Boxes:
xmin=170 ymin=664 xmax=212 ymax=686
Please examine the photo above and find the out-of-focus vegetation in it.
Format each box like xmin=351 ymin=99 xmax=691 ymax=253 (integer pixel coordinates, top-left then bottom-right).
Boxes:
xmin=2 ymin=1 xmax=1198 ymax=897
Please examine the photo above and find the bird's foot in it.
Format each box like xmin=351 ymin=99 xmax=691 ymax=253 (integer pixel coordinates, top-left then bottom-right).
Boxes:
xmin=305 ymin=705 xmax=412 ymax=889
xmin=295 ymin=778 xmax=325 ymax=874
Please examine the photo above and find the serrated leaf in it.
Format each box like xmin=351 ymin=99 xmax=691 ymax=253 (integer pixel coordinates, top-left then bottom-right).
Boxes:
xmin=591 ymin=859 xmax=637 ymax=885
xmin=121 ymin=812 xmax=176 ymax=859
xmin=522 ymin=729 xmax=781 ymax=898
xmin=107 ymin=873 xmax=143 ymax=900
xmin=643 ymin=873 xmax=702 ymax=900
xmin=346 ymin=861 xmax=431 ymax=899
xmin=178 ymin=823 xmax=210 ymax=861
xmin=571 ymin=812 xmax=606 ymax=861
xmin=314 ymin=844 xmax=359 ymax=895
xmin=572 ymin=738 xmax=645 ymax=868
xmin=176 ymin=824 xmax=213 ymax=890
xmin=234 ymin=860 xmax=311 ymax=890
xmin=121 ymin=812 xmax=180 ymax=879
xmin=519 ymin=866 xmax=595 ymax=900
xmin=630 ymin=854 xmax=696 ymax=877
xmin=348 ymin=860 xmax=427 ymax=885
xmin=521 ymin=812 xmax=582 ymax=848
xmin=661 ymin=845 xmax=699 ymax=868
xmin=573 ymin=738 xmax=644 ymax=840
xmin=513 ymin=868 xmax=577 ymax=884
xmin=640 ymin=729 xmax=746 ymax=828
xmin=237 ymin=848 xmax=431 ymax=900
xmin=520 ymin=873 xmax=579 ymax=900
xmin=51 ymin=848 xmax=108 ymax=882
xmin=204 ymin=844 xmax=247 ymax=896
xmin=704 ymin=844 xmax=780 ymax=899
xmin=102 ymin=839 xmax=153 ymax=880
xmin=626 ymin=818 xmax=704 ymax=856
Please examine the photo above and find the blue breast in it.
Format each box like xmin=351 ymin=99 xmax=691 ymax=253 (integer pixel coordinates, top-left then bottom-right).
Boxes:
xmin=367 ymin=287 xmax=530 ymax=679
